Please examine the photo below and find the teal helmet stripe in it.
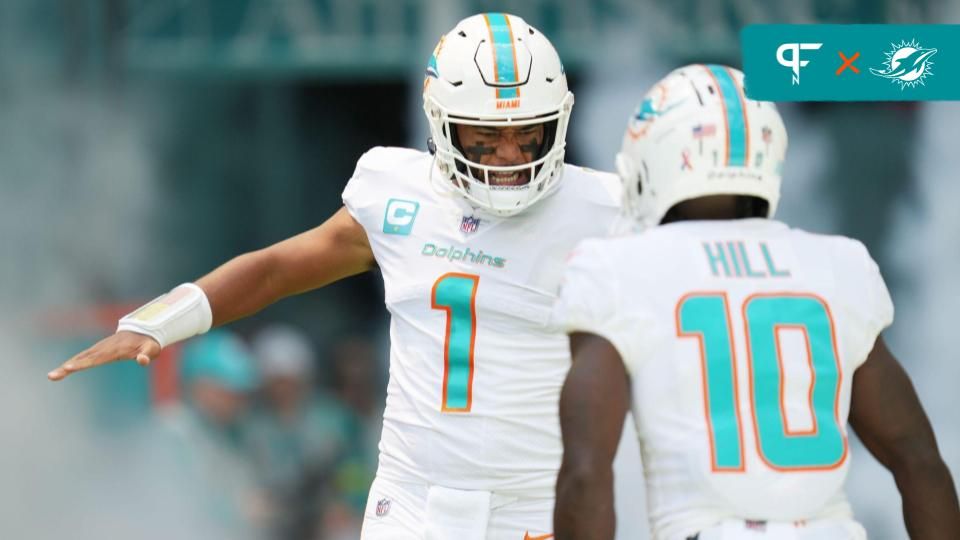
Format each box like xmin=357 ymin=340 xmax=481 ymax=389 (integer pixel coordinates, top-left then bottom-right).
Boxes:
xmin=484 ymin=13 xmax=519 ymax=99
xmin=707 ymin=64 xmax=748 ymax=167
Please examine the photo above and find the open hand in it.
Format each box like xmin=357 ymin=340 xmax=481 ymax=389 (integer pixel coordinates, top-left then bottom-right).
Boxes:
xmin=47 ymin=331 xmax=161 ymax=381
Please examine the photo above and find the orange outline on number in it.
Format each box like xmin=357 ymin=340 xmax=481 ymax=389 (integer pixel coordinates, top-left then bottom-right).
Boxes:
xmin=432 ymin=272 xmax=480 ymax=413
xmin=742 ymin=292 xmax=848 ymax=472
xmin=773 ymin=323 xmax=817 ymax=437
xmin=676 ymin=291 xmax=746 ymax=473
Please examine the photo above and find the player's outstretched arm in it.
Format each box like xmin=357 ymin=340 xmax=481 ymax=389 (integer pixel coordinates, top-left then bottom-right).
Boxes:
xmin=48 ymin=207 xmax=374 ymax=381
xmin=555 ymin=332 xmax=630 ymax=540
xmin=195 ymin=206 xmax=374 ymax=327
xmin=848 ymin=336 xmax=960 ymax=539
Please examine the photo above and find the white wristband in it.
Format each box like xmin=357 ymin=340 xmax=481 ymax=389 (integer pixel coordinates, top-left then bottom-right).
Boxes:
xmin=117 ymin=283 xmax=213 ymax=348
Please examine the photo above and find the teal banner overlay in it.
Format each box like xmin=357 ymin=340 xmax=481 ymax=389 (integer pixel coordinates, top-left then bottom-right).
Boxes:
xmin=742 ymin=25 xmax=960 ymax=101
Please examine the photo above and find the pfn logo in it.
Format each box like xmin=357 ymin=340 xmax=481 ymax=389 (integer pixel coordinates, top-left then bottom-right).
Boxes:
xmin=776 ymin=43 xmax=822 ymax=85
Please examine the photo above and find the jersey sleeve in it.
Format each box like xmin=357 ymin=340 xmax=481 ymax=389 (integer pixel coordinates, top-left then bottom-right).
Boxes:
xmin=341 ymin=147 xmax=384 ymax=224
xmin=558 ymin=165 xmax=624 ymax=237
xmin=550 ymin=239 xmax=645 ymax=372
xmin=844 ymin=239 xmax=895 ymax=368
xmin=856 ymin=241 xmax=894 ymax=336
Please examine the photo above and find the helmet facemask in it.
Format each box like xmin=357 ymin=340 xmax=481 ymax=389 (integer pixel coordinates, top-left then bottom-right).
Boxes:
xmin=426 ymin=93 xmax=571 ymax=217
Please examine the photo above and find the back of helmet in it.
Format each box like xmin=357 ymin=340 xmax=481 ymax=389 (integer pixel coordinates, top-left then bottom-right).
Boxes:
xmin=617 ymin=64 xmax=788 ymax=228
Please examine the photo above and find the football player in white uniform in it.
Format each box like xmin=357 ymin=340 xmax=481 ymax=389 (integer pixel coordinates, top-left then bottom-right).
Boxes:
xmin=551 ymin=65 xmax=960 ymax=540
xmin=49 ymin=13 xmax=620 ymax=540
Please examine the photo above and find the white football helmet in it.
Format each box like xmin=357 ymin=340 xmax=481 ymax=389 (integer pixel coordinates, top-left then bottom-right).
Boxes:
xmin=616 ymin=64 xmax=788 ymax=228
xmin=423 ymin=13 xmax=573 ymax=217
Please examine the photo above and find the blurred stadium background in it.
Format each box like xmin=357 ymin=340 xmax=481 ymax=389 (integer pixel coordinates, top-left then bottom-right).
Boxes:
xmin=3 ymin=0 xmax=957 ymax=538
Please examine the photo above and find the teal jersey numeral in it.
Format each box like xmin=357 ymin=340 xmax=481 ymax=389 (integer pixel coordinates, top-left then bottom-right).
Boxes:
xmin=678 ymin=294 xmax=745 ymax=471
xmin=431 ymin=273 xmax=480 ymax=412
xmin=678 ymin=293 xmax=847 ymax=472
xmin=745 ymin=295 xmax=846 ymax=469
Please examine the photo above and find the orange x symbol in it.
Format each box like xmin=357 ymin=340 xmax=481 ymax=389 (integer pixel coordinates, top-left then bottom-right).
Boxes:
xmin=836 ymin=51 xmax=860 ymax=75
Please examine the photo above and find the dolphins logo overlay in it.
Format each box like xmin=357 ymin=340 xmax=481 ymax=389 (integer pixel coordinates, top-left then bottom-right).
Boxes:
xmin=870 ymin=39 xmax=937 ymax=89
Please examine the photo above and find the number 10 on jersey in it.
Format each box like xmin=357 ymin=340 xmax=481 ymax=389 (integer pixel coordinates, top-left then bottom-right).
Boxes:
xmin=432 ymin=273 xmax=480 ymax=412
xmin=678 ymin=292 xmax=847 ymax=472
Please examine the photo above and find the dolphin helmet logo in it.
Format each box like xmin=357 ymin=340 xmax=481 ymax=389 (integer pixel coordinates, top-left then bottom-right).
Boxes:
xmin=870 ymin=39 xmax=937 ymax=89
xmin=626 ymin=83 xmax=686 ymax=140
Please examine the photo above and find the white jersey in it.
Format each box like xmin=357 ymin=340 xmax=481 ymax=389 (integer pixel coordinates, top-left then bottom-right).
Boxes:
xmin=342 ymin=146 xmax=620 ymax=495
xmin=553 ymin=219 xmax=894 ymax=539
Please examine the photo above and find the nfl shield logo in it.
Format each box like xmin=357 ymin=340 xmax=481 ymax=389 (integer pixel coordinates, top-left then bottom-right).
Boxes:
xmin=460 ymin=215 xmax=481 ymax=234
xmin=376 ymin=498 xmax=391 ymax=517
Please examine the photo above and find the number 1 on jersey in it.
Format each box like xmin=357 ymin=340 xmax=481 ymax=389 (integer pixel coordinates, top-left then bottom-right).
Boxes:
xmin=432 ymin=273 xmax=479 ymax=413
xmin=678 ymin=294 xmax=745 ymax=471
